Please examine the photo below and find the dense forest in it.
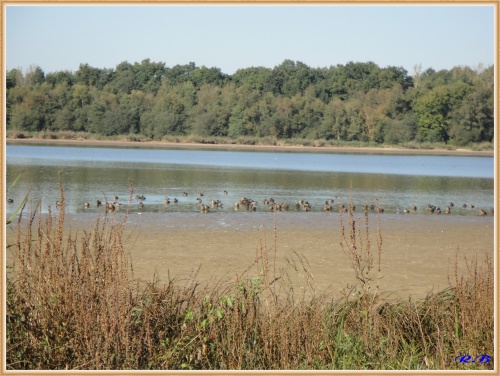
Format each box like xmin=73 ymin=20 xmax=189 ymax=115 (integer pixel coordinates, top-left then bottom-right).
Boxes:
xmin=5 ymin=59 xmax=494 ymax=147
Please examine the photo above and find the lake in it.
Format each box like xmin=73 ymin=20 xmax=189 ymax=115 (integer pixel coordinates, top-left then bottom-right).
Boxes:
xmin=5 ymin=144 xmax=494 ymax=224
xmin=5 ymin=143 xmax=495 ymax=296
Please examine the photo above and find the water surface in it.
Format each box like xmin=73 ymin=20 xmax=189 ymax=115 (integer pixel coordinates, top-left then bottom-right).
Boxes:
xmin=6 ymin=145 xmax=495 ymax=223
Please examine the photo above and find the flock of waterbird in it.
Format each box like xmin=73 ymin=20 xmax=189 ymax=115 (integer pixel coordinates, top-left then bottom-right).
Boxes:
xmin=4 ymin=190 xmax=482 ymax=216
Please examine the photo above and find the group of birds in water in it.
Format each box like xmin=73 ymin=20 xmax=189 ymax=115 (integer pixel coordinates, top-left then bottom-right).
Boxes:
xmin=5 ymin=192 xmax=492 ymax=216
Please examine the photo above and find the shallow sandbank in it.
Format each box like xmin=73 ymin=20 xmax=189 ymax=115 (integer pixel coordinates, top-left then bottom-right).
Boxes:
xmin=6 ymin=211 xmax=493 ymax=300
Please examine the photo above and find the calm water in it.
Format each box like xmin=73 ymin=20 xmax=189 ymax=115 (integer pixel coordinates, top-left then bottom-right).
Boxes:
xmin=5 ymin=144 xmax=495 ymax=223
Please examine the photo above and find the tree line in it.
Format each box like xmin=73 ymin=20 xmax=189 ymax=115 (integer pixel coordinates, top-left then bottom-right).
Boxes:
xmin=6 ymin=59 xmax=494 ymax=146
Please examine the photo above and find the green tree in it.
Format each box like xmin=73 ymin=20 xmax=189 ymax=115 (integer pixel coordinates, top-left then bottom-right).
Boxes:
xmin=413 ymin=86 xmax=451 ymax=142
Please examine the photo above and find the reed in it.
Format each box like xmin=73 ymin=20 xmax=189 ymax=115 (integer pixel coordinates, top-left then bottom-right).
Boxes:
xmin=6 ymin=184 xmax=494 ymax=370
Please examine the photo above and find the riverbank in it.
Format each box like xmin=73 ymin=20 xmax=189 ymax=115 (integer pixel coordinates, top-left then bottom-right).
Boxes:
xmin=5 ymin=136 xmax=495 ymax=157
xmin=6 ymin=198 xmax=494 ymax=370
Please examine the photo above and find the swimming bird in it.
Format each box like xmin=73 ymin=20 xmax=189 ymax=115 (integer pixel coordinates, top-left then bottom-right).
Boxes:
xmin=411 ymin=205 xmax=417 ymax=211
xmin=445 ymin=206 xmax=451 ymax=214
xmin=97 ymin=199 xmax=102 ymax=208
xmin=7 ymin=198 xmax=14 ymax=204
xmin=479 ymin=209 xmax=487 ymax=216
xmin=139 ymin=202 xmax=144 ymax=210
xmin=84 ymin=201 xmax=90 ymax=209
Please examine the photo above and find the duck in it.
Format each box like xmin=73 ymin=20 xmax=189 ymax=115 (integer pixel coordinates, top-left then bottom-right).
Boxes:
xmin=223 ymin=190 xmax=228 ymax=195
xmin=445 ymin=206 xmax=451 ymax=214
xmin=403 ymin=208 xmax=410 ymax=214
xmin=411 ymin=205 xmax=417 ymax=211
xmin=7 ymin=198 xmax=13 ymax=204
xmin=173 ymin=198 xmax=178 ymax=204
xmin=182 ymin=192 xmax=188 ymax=196
xmin=97 ymin=199 xmax=102 ymax=208
xmin=479 ymin=209 xmax=487 ymax=216
xmin=84 ymin=201 xmax=90 ymax=209
xmin=469 ymin=204 xmax=475 ymax=209
xmin=139 ymin=202 xmax=144 ymax=210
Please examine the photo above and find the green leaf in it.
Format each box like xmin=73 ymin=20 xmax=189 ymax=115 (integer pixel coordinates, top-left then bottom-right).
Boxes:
xmin=7 ymin=173 xmax=23 ymax=193
xmin=6 ymin=190 xmax=30 ymax=225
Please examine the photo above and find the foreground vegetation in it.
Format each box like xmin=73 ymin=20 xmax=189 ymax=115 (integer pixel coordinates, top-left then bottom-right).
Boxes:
xmin=6 ymin=185 xmax=494 ymax=370
xmin=6 ymin=59 xmax=494 ymax=148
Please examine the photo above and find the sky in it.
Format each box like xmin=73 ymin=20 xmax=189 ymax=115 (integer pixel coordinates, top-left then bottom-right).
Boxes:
xmin=5 ymin=5 xmax=495 ymax=76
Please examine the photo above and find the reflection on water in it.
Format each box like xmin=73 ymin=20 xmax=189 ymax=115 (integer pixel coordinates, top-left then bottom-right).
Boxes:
xmin=5 ymin=145 xmax=495 ymax=222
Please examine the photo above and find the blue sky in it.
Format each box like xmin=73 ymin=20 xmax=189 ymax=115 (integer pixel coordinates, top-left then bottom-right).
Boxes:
xmin=5 ymin=5 xmax=495 ymax=75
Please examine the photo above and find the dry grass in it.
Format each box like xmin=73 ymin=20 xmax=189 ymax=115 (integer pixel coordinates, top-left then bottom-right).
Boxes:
xmin=6 ymin=184 xmax=494 ymax=370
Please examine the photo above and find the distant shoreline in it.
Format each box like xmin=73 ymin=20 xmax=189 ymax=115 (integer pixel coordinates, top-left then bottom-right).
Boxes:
xmin=6 ymin=137 xmax=494 ymax=157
